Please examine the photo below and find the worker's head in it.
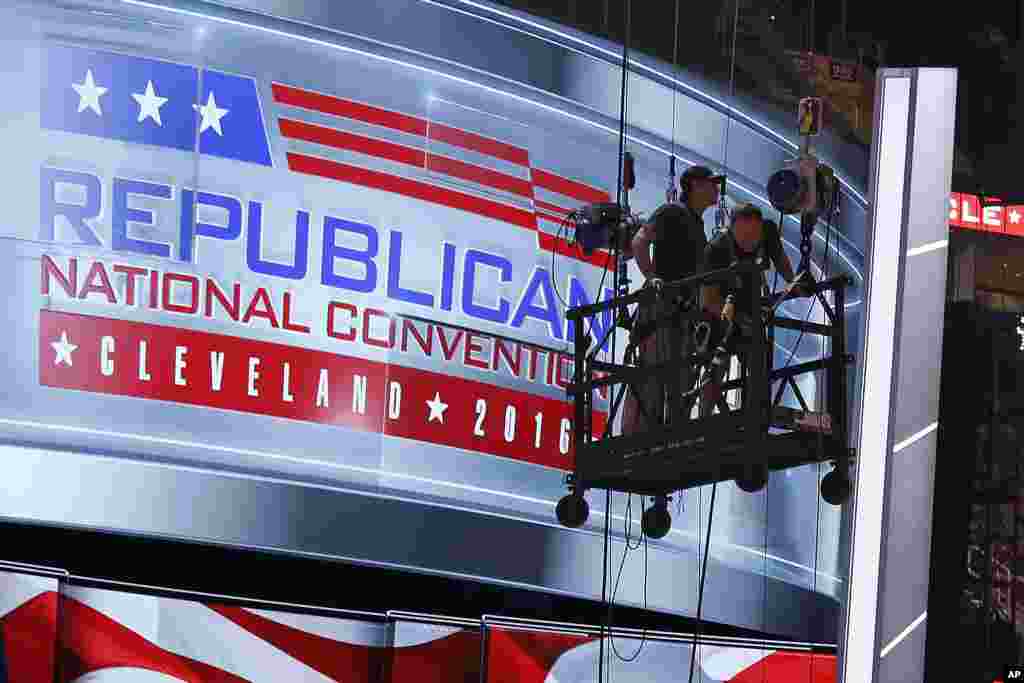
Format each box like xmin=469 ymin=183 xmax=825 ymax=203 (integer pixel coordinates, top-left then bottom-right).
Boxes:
xmin=731 ymin=203 xmax=765 ymax=251
xmin=680 ymin=165 xmax=722 ymax=212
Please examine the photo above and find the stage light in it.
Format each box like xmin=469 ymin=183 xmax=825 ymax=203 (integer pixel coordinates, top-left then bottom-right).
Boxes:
xmin=767 ymin=168 xmax=806 ymax=214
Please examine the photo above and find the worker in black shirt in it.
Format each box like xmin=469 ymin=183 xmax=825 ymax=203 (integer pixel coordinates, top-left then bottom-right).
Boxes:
xmin=699 ymin=203 xmax=803 ymax=414
xmin=621 ymin=165 xmax=722 ymax=435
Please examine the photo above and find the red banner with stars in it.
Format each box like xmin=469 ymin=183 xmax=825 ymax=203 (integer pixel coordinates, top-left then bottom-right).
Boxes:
xmin=39 ymin=310 xmax=605 ymax=471
xmin=950 ymin=192 xmax=1024 ymax=236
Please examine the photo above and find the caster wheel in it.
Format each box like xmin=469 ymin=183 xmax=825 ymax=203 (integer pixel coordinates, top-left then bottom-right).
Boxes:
xmin=821 ymin=467 xmax=851 ymax=505
xmin=556 ymin=494 xmax=589 ymax=528
xmin=736 ymin=464 xmax=769 ymax=493
xmin=641 ymin=501 xmax=672 ymax=539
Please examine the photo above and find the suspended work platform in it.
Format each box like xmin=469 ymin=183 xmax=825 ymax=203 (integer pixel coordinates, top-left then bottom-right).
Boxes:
xmin=557 ymin=263 xmax=856 ymax=530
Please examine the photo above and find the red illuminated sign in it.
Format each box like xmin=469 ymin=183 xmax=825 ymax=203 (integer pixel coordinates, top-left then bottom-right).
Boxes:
xmin=38 ymin=309 xmax=606 ymax=471
xmin=950 ymin=192 xmax=1024 ymax=236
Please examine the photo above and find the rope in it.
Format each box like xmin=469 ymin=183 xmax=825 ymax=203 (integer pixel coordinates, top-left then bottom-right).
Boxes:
xmin=599 ymin=0 xmax=632 ymax=679
xmin=667 ymin=0 xmax=680 ymax=202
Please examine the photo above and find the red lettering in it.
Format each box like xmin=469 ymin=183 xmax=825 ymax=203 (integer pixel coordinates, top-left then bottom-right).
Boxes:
xmin=463 ymin=333 xmax=489 ymax=370
xmin=113 ymin=265 xmax=147 ymax=306
xmin=148 ymin=270 xmax=159 ymax=309
xmin=327 ymin=302 xmax=357 ymax=341
xmin=527 ymin=347 xmax=544 ymax=381
xmin=162 ymin=272 xmax=200 ymax=314
xmin=401 ymin=319 xmax=433 ymax=355
xmin=282 ymin=292 xmax=310 ymax=334
xmin=437 ymin=327 xmax=464 ymax=361
xmin=41 ymin=255 xmax=77 ymax=297
xmin=79 ymin=261 xmax=117 ymax=304
xmin=492 ymin=339 xmax=522 ymax=377
xmin=555 ymin=354 xmax=572 ymax=390
xmin=363 ymin=308 xmax=395 ymax=349
xmin=205 ymin=278 xmax=241 ymax=320
xmin=242 ymin=288 xmax=280 ymax=327
xmin=949 ymin=193 xmax=960 ymax=225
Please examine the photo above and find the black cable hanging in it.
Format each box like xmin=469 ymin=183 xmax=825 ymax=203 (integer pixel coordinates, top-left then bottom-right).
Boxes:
xmin=598 ymin=0 xmax=632 ymax=679
xmin=666 ymin=0 xmax=681 ymax=204
xmin=761 ymin=457 xmax=769 ymax=683
xmin=686 ymin=1 xmax=739 ymax=680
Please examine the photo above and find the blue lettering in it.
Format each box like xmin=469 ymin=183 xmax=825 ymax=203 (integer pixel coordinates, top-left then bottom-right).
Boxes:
xmin=462 ymin=250 xmax=512 ymax=324
xmin=179 ymin=190 xmax=242 ymax=263
xmin=247 ymin=202 xmax=310 ymax=280
xmin=440 ymin=242 xmax=457 ymax=312
xmin=511 ymin=267 xmax=562 ymax=340
xmin=387 ymin=231 xmax=434 ymax=307
xmin=112 ymin=178 xmax=172 ymax=258
xmin=322 ymin=216 xmax=378 ymax=293
xmin=39 ymin=167 xmax=102 ymax=245
xmin=567 ymin=280 xmax=615 ymax=353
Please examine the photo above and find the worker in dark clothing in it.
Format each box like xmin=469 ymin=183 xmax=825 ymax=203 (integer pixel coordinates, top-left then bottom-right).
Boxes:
xmin=699 ymin=202 xmax=803 ymax=414
xmin=622 ymin=165 xmax=722 ymax=434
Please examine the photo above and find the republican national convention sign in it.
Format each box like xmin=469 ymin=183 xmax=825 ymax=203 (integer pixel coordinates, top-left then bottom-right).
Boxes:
xmin=4 ymin=7 xmax=849 ymax=636
xmin=33 ymin=43 xmax=613 ymax=472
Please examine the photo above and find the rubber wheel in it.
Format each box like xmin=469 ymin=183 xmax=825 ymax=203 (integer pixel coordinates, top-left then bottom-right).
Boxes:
xmin=736 ymin=464 xmax=769 ymax=493
xmin=556 ymin=494 xmax=589 ymax=528
xmin=641 ymin=503 xmax=672 ymax=539
xmin=821 ymin=468 xmax=851 ymax=505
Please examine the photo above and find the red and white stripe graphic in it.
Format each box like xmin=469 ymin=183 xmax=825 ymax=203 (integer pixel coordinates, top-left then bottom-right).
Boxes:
xmin=0 ymin=570 xmax=59 ymax=683
xmin=700 ymin=645 xmax=836 ymax=683
xmin=483 ymin=626 xmax=590 ymax=683
xmin=0 ymin=571 xmax=837 ymax=683
xmin=389 ymin=619 xmax=481 ymax=683
xmin=270 ymin=83 xmax=612 ymax=269
xmin=483 ymin=626 xmax=837 ymax=683
xmin=56 ymin=583 xmax=393 ymax=682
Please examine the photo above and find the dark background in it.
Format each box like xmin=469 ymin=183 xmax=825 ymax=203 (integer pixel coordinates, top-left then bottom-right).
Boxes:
xmin=497 ymin=0 xmax=1024 ymax=200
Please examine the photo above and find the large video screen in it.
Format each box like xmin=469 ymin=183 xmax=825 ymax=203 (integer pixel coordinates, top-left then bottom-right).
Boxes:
xmin=0 ymin=0 xmax=867 ymax=639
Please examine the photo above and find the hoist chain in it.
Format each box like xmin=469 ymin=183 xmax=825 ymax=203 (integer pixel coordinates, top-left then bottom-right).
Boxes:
xmin=798 ymin=212 xmax=816 ymax=275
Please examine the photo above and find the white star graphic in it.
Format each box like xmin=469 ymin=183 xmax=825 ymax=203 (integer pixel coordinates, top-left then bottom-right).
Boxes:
xmin=426 ymin=392 xmax=448 ymax=424
xmin=71 ymin=69 xmax=108 ymax=116
xmin=192 ymin=92 xmax=229 ymax=136
xmin=1011 ymin=209 xmax=1021 ymax=225
xmin=131 ymin=80 xmax=169 ymax=126
xmin=51 ymin=331 xmax=78 ymax=367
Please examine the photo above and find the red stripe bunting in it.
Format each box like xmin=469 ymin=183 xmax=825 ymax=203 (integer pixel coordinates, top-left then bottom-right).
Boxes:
xmin=287 ymin=152 xmax=538 ymax=230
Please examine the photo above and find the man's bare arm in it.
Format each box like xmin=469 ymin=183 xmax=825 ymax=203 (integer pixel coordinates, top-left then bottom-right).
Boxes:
xmin=631 ymin=223 xmax=658 ymax=282
xmin=702 ymin=284 xmax=723 ymax=317
xmin=776 ymin=250 xmax=797 ymax=282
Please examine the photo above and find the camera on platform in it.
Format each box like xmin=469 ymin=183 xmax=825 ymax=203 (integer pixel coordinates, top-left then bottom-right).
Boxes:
xmin=572 ymin=202 xmax=640 ymax=256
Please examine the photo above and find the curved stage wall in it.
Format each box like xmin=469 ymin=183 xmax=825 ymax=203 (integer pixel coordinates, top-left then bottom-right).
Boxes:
xmin=0 ymin=0 xmax=868 ymax=640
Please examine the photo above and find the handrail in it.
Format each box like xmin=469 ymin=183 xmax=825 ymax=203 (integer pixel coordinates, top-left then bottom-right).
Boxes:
xmin=566 ymin=262 xmax=762 ymax=321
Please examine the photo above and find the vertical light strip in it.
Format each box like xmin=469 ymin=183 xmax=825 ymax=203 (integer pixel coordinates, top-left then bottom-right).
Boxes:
xmin=843 ymin=75 xmax=911 ymax=683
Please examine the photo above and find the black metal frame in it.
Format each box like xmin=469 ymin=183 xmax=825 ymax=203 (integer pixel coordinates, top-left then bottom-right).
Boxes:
xmin=564 ymin=263 xmax=855 ymax=498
